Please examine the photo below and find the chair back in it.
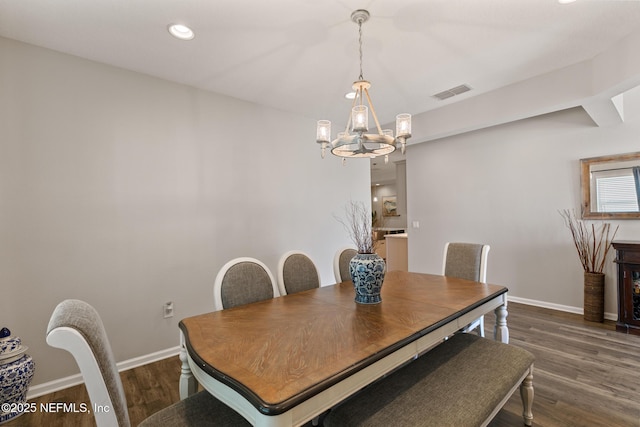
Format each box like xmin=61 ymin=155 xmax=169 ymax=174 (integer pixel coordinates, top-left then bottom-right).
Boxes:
xmin=213 ymin=257 xmax=279 ymax=311
xmin=333 ymin=247 xmax=358 ymax=283
xmin=277 ymin=251 xmax=321 ymax=295
xmin=46 ymin=299 xmax=130 ymax=427
xmin=442 ymin=242 xmax=490 ymax=282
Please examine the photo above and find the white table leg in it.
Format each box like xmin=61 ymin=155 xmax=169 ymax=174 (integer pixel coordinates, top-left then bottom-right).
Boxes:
xmin=494 ymin=302 xmax=509 ymax=344
xmin=179 ymin=331 xmax=197 ymax=399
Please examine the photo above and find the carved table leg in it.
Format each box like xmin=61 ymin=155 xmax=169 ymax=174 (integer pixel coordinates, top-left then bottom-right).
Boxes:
xmin=179 ymin=331 xmax=197 ymax=399
xmin=494 ymin=302 xmax=509 ymax=344
xmin=520 ymin=365 xmax=534 ymax=427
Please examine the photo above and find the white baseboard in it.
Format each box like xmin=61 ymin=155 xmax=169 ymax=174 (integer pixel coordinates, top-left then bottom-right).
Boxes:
xmin=508 ymin=295 xmax=617 ymax=321
xmin=27 ymin=346 xmax=181 ymax=399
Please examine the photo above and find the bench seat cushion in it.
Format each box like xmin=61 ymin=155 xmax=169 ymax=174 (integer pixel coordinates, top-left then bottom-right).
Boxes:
xmin=324 ymin=333 xmax=534 ymax=427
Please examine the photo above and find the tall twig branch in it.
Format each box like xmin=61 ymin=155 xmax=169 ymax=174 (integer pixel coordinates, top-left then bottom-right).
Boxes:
xmin=559 ymin=209 xmax=618 ymax=273
xmin=335 ymin=201 xmax=377 ymax=254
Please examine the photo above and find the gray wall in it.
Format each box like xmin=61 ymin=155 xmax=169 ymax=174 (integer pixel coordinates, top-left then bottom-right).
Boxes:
xmin=407 ymin=87 xmax=640 ymax=317
xmin=0 ymin=37 xmax=370 ymax=387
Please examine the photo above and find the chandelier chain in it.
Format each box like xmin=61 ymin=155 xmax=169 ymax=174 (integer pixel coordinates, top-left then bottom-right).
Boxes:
xmin=358 ymin=19 xmax=364 ymax=81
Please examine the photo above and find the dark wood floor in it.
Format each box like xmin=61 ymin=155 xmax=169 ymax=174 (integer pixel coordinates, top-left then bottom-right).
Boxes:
xmin=5 ymin=302 xmax=640 ymax=426
xmin=3 ymin=354 xmax=181 ymax=427
xmin=488 ymin=303 xmax=640 ymax=427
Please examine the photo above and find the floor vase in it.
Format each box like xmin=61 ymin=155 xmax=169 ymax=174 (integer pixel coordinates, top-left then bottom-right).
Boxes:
xmin=584 ymin=272 xmax=605 ymax=322
xmin=349 ymin=253 xmax=385 ymax=304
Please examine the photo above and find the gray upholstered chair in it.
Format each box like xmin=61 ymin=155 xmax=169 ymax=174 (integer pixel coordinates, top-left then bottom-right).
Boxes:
xmin=442 ymin=242 xmax=490 ymax=337
xmin=46 ymin=299 xmax=250 ymax=427
xmin=333 ymin=247 xmax=358 ymax=283
xmin=213 ymin=257 xmax=279 ymax=311
xmin=277 ymin=250 xmax=321 ymax=295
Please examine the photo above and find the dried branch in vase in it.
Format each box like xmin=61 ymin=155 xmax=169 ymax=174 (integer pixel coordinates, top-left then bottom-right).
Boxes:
xmin=559 ymin=209 xmax=618 ymax=273
xmin=335 ymin=200 xmax=377 ymax=254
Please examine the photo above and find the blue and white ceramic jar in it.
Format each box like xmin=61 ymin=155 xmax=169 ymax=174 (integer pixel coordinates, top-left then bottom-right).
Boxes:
xmin=349 ymin=253 xmax=386 ymax=304
xmin=0 ymin=328 xmax=35 ymax=424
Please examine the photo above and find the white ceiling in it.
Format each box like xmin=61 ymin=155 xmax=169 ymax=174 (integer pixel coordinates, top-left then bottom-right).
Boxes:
xmin=2 ymin=0 xmax=640 ymax=182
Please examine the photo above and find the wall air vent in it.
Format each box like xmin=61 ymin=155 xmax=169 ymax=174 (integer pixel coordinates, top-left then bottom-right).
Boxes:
xmin=432 ymin=84 xmax=472 ymax=101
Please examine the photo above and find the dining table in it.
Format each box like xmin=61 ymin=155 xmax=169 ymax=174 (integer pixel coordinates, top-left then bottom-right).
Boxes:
xmin=178 ymin=270 xmax=509 ymax=427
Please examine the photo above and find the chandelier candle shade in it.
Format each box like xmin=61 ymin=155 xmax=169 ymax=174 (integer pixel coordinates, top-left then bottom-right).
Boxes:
xmin=316 ymin=10 xmax=411 ymax=160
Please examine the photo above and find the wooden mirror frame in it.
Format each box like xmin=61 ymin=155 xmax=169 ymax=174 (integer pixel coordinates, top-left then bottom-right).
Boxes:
xmin=581 ymin=151 xmax=640 ymax=219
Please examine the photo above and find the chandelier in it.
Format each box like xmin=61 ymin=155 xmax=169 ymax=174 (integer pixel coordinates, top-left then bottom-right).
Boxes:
xmin=316 ymin=10 xmax=411 ymax=161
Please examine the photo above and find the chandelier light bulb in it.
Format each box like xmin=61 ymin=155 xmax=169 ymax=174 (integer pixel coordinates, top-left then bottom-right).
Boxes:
xmin=316 ymin=120 xmax=331 ymax=143
xmin=352 ymin=105 xmax=369 ymax=132
xmin=396 ymin=114 xmax=412 ymax=138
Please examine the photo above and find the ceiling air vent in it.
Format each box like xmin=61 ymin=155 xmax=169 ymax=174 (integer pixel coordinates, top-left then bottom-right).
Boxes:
xmin=432 ymin=84 xmax=472 ymax=101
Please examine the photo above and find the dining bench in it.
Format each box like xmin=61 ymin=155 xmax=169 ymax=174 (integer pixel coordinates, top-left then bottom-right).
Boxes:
xmin=323 ymin=333 xmax=534 ymax=427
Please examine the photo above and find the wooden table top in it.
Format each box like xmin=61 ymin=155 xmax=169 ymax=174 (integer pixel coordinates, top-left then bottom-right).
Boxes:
xmin=179 ymin=271 xmax=507 ymax=415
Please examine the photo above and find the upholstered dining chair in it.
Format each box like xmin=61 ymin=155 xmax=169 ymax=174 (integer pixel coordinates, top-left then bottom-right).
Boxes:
xmin=46 ymin=299 xmax=250 ymax=427
xmin=442 ymin=242 xmax=491 ymax=337
xmin=213 ymin=257 xmax=279 ymax=311
xmin=333 ymin=247 xmax=358 ymax=283
xmin=277 ymin=250 xmax=321 ymax=295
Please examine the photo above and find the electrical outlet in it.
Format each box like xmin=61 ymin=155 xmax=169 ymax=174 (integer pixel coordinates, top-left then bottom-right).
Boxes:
xmin=163 ymin=301 xmax=174 ymax=318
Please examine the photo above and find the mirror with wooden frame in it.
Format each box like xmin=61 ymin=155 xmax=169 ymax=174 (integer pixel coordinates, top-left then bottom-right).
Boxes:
xmin=581 ymin=151 xmax=640 ymax=219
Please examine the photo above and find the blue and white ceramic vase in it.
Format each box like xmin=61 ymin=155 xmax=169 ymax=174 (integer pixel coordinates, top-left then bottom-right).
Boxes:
xmin=0 ymin=327 xmax=35 ymax=424
xmin=349 ymin=253 xmax=386 ymax=304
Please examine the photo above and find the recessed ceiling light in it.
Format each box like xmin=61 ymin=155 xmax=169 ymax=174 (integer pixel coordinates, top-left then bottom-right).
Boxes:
xmin=168 ymin=24 xmax=195 ymax=40
xmin=345 ymin=92 xmax=356 ymax=100
xmin=558 ymin=0 xmax=577 ymax=4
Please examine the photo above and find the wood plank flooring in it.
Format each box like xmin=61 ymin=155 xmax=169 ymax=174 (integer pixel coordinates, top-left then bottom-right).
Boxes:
xmin=488 ymin=303 xmax=640 ymax=427
xmin=3 ymin=354 xmax=182 ymax=427
xmin=5 ymin=302 xmax=640 ymax=426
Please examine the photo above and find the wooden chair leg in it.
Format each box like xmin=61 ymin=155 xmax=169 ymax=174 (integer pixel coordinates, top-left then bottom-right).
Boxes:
xmin=520 ymin=365 xmax=534 ymax=427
